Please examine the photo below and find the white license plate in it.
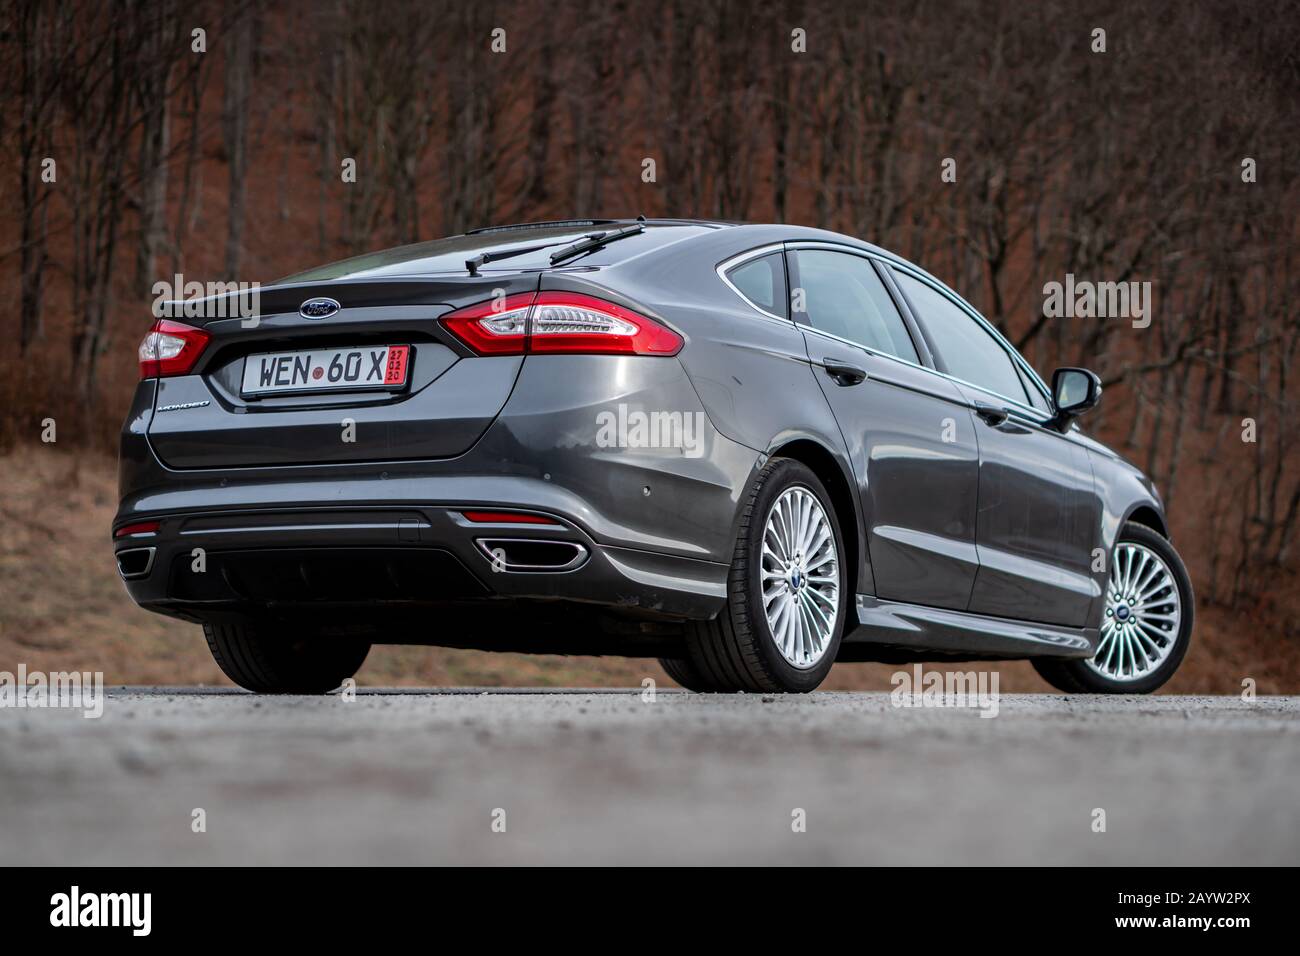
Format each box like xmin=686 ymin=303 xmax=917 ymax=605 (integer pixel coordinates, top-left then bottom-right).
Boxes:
xmin=242 ymin=345 xmax=410 ymax=395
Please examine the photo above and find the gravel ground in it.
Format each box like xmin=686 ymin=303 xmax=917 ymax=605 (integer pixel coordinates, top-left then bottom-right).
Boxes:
xmin=1 ymin=689 xmax=1297 ymax=865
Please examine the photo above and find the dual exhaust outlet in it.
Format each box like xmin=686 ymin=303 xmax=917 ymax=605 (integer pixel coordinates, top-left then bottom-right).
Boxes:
xmin=117 ymin=538 xmax=587 ymax=581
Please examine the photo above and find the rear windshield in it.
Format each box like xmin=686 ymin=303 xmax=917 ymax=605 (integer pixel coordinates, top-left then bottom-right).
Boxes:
xmin=277 ymin=223 xmax=714 ymax=283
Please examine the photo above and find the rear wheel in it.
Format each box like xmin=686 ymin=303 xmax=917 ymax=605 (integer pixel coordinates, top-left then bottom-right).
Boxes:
xmin=1033 ymin=522 xmax=1193 ymax=694
xmin=681 ymin=458 xmax=848 ymax=693
xmin=657 ymin=656 xmax=721 ymax=692
xmin=203 ymin=619 xmax=370 ymax=694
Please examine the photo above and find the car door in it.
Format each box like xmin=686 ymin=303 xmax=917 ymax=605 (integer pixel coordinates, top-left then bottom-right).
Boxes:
xmin=788 ymin=244 xmax=980 ymax=611
xmin=890 ymin=266 xmax=1103 ymax=627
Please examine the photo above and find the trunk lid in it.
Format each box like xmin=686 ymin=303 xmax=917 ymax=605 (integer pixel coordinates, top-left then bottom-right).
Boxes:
xmin=147 ymin=274 xmax=537 ymax=469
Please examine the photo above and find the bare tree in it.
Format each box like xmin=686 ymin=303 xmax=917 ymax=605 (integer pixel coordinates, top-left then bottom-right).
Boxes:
xmin=222 ymin=1 xmax=257 ymax=276
xmin=12 ymin=0 xmax=68 ymax=351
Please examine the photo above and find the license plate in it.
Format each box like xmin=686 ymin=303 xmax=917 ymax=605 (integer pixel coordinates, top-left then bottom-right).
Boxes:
xmin=242 ymin=345 xmax=410 ymax=396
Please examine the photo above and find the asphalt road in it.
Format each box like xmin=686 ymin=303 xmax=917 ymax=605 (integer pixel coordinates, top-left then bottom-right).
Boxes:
xmin=1 ymin=689 xmax=1297 ymax=865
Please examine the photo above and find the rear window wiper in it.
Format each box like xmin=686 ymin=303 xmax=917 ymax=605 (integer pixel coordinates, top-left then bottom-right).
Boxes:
xmin=548 ymin=223 xmax=645 ymax=266
xmin=466 ymin=241 xmax=566 ymax=277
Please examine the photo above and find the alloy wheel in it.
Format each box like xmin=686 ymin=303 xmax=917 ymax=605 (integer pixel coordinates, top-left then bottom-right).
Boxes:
xmin=760 ymin=486 xmax=840 ymax=669
xmin=1086 ymin=540 xmax=1183 ymax=682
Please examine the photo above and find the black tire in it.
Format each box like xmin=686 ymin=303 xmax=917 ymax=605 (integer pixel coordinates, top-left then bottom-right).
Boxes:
xmin=681 ymin=458 xmax=849 ymax=693
xmin=1033 ymin=521 xmax=1194 ymax=694
xmin=203 ymin=619 xmax=371 ymax=694
xmin=658 ymin=656 xmax=722 ymax=692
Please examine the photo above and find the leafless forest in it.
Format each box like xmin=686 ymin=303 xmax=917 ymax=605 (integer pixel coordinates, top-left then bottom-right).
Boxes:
xmin=2 ymin=0 xmax=1298 ymax=682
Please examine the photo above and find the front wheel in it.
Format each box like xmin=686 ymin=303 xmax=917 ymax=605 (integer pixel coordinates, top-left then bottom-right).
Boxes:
xmin=1033 ymin=521 xmax=1193 ymax=694
xmin=203 ymin=619 xmax=370 ymax=694
xmin=680 ymin=458 xmax=849 ymax=693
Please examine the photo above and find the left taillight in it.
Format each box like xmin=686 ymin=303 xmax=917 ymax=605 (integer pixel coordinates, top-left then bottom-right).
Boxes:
xmin=441 ymin=292 xmax=683 ymax=357
xmin=138 ymin=319 xmax=210 ymax=379
xmin=440 ymin=293 xmax=537 ymax=355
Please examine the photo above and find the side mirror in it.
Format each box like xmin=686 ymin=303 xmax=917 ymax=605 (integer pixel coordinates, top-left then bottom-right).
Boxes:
xmin=1049 ymin=367 xmax=1102 ymax=430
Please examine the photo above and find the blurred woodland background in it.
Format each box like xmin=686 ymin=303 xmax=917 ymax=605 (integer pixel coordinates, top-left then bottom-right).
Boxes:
xmin=1 ymin=0 xmax=1297 ymax=690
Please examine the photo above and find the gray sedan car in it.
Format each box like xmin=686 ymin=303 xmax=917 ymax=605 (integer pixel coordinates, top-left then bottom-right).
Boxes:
xmin=115 ymin=219 xmax=1193 ymax=694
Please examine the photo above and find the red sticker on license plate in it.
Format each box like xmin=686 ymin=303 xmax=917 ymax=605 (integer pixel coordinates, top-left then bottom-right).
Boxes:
xmin=384 ymin=345 xmax=409 ymax=385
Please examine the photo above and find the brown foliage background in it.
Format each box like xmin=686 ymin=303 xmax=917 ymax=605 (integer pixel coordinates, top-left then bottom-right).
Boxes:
xmin=1 ymin=0 xmax=1298 ymax=688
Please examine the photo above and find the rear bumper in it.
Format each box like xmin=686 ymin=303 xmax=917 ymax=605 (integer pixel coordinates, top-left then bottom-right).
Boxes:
xmin=114 ymin=354 xmax=760 ymax=632
xmin=112 ymin=499 xmax=729 ymax=623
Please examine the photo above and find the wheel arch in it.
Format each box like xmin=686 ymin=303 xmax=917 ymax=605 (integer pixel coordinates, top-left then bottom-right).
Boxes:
xmin=766 ymin=437 xmax=870 ymax=598
xmin=1124 ymin=503 xmax=1169 ymax=540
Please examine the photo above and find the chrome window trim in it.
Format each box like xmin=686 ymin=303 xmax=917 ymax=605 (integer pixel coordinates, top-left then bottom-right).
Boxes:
xmin=784 ymin=240 xmax=1054 ymax=425
xmin=804 ymin=322 xmax=992 ymax=410
xmin=714 ymin=238 xmax=1062 ymax=430
xmin=800 ymin=324 xmax=928 ymax=388
xmin=715 ymin=244 xmax=790 ymax=323
xmin=802 ymin=323 xmax=1048 ymax=432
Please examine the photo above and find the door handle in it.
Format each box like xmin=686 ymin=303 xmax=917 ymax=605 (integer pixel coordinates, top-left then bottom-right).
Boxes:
xmin=821 ymin=357 xmax=867 ymax=386
xmin=973 ymin=401 xmax=1010 ymax=426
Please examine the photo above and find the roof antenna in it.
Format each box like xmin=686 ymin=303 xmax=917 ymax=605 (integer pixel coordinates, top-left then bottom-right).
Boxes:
xmin=636 ymin=214 xmax=646 ymax=223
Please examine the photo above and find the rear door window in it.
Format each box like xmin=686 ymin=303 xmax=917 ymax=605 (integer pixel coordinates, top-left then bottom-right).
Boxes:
xmin=791 ymin=249 xmax=919 ymax=363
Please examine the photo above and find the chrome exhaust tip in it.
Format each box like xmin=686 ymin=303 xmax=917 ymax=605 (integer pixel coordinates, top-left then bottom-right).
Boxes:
xmin=116 ymin=547 xmax=157 ymax=579
xmin=475 ymin=538 xmax=588 ymax=572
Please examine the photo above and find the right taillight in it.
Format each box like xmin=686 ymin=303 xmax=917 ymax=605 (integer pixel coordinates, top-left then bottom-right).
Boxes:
xmin=441 ymin=292 xmax=682 ymax=356
xmin=529 ymin=292 xmax=682 ymax=355
xmin=138 ymin=319 xmax=210 ymax=378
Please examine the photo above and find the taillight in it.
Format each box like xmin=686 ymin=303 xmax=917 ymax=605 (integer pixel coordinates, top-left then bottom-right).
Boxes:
xmin=138 ymin=319 xmax=210 ymax=378
xmin=529 ymin=292 xmax=682 ymax=355
xmin=440 ymin=293 xmax=536 ymax=355
xmin=441 ymin=292 xmax=682 ymax=356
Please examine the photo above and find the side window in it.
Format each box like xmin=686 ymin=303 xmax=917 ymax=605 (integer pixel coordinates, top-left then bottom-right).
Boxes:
xmin=892 ymin=269 xmax=1029 ymax=403
xmin=725 ymin=252 xmax=787 ymax=319
xmin=791 ymin=250 xmax=919 ymax=363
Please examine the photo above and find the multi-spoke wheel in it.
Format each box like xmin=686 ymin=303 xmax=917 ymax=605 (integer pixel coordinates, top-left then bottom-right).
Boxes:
xmin=1087 ymin=540 xmax=1182 ymax=682
xmin=760 ymin=486 xmax=841 ymax=669
xmin=680 ymin=458 xmax=848 ymax=693
xmin=1034 ymin=522 xmax=1194 ymax=694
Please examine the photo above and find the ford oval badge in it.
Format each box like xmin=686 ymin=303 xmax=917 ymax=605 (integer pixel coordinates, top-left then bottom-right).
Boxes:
xmin=300 ymin=297 xmax=341 ymax=319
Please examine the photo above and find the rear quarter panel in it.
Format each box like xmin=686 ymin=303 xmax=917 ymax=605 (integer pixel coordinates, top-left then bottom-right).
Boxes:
xmin=549 ymin=227 xmax=872 ymax=595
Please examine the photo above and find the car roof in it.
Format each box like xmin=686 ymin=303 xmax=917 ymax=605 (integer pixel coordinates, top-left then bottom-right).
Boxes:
xmin=274 ymin=220 xmax=730 ymax=283
xmin=271 ymin=217 xmax=952 ymax=297
xmin=465 ymin=217 xmax=736 ymax=234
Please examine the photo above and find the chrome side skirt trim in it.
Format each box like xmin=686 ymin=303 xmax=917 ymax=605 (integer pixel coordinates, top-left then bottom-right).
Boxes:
xmin=847 ymin=594 xmax=1097 ymax=659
